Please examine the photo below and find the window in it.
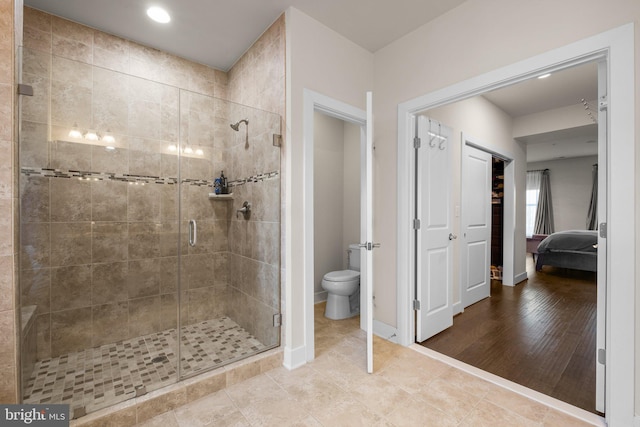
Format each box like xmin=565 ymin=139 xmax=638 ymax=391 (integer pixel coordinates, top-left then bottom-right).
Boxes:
xmin=526 ymin=171 xmax=542 ymax=237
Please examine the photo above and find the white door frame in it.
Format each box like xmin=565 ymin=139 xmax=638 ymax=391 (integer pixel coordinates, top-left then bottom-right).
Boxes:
xmin=301 ymin=89 xmax=367 ymax=364
xmin=396 ymin=24 xmax=634 ymax=425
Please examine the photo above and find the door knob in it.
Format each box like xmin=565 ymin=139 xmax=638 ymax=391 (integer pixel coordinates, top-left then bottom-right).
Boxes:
xmin=359 ymin=242 xmax=381 ymax=250
xmin=449 ymin=233 xmax=457 ymax=240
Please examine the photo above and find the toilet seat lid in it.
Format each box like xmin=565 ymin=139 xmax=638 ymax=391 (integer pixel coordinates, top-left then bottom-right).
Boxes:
xmin=324 ymin=270 xmax=359 ymax=282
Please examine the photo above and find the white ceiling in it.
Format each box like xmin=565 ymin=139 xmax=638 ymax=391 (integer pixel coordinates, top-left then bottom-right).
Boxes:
xmin=23 ymin=0 xmax=466 ymax=71
xmin=482 ymin=62 xmax=599 ymax=162
xmin=24 ymin=0 xmax=598 ymax=162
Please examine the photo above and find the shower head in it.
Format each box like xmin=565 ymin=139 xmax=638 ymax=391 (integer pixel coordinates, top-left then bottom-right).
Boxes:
xmin=230 ymin=119 xmax=249 ymax=131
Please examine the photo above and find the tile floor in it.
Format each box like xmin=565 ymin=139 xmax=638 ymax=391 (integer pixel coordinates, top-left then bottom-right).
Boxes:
xmin=24 ymin=317 xmax=266 ymax=417
xmin=135 ymin=303 xmax=595 ymax=427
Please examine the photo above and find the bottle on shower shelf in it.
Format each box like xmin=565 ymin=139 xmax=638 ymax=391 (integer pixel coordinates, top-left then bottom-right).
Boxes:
xmin=220 ymin=171 xmax=229 ymax=194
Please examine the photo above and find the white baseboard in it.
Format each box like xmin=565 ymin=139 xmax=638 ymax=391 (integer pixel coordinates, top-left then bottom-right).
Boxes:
xmin=514 ymin=271 xmax=528 ymax=284
xmin=453 ymin=301 xmax=463 ymax=315
xmin=314 ymin=291 xmax=328 ymax=304
xmin=634 ymin=415 xmax=640 ymax=427
xmin=373 ymin=320 xmax=399 ymax=343
xmin=283 ymin=345 xmax=306 ymax=370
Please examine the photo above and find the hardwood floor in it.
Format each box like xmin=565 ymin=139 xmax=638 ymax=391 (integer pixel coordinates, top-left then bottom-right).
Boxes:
xmin=421 ymin=258 xmax=599 ymax=414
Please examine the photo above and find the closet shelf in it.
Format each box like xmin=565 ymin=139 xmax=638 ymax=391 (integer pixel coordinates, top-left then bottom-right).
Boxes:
xmin=208 ymin=193 xmax=234 ymax=200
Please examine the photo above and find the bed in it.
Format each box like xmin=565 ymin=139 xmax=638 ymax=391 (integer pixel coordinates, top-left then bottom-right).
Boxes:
xmin=535 ymin=230 xmax=598 ymax=272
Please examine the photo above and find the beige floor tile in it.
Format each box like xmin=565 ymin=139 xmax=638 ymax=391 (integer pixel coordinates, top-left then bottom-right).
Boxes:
xmin=436 ymin=366 xmax=497 ymax=398
xmin=308 ymin=350 xmax=370 ymax=390
xmin=239 ymin=395 xmax=311 ymax=427
xmin=224 ymin=373 xmax=287 ymax=409
xmin=348 ymin=373 xmax=413 ymax=417
xmin=543 ymin=409 xmax=594 ymax=426
xmin=384 ymin=395 xmax=459 ymax=427
xmin=459 ymin=400 xmax=541 ymax=427
xmin=136 ymin=411 xmax=179 ymax=427
xmin=310 ymin=395 xmax=385 ymax=426
xmin=416 ymin=377 xmax=482 ymax=422
xmin=173 ymin=390 xmax=245 ymax=427
xmin=288 ymin=415 xmax=323 ymax=426
xmin=485 ymin=385 xmax=550 ymax=423
xmin=376 ymin=354 xmax=446 ymax=394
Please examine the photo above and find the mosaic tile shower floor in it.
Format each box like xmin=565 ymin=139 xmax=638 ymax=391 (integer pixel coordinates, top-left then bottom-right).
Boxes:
xmin=23 ymin=317 xmax=266 ymax=418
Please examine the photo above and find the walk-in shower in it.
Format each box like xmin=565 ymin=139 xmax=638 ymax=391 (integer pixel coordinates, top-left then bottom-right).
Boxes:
xmin=18 ymin=11 xmax=281 ymax=419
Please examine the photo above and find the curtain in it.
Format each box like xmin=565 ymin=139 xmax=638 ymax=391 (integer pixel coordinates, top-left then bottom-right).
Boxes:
xmin=534 ymin=169 xmax=554 ymax=234
xmin=526 ymin=171 xmax=542 ymax=236
xmin=586 ymin=164 xmax=598 ymax=230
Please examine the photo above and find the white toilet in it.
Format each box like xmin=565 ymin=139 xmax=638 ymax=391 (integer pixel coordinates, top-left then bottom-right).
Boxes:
xmin=322 ymin=244 xmax=361 ymax=320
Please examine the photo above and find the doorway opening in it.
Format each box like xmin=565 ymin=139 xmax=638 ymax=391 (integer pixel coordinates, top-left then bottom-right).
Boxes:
xmin=397 ymin=24 xmax=634 ymax=425
xmin=414 ymin=61 xmax=602 ymax=414
xmin=298 ymin=89 xmax=372 ymax=370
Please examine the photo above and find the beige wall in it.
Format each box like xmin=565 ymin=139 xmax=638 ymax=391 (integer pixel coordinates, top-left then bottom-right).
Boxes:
xmin=313 ymin=112 xmax=345 ymax=300
xmin=527 ymin=156 xmax=598 ymax=232
xmin=285 ymin=7 xmax=374 ymax=352
xmin=0 ymin=0 xmax=18 ymax=404
xmin=342 ymin=121 xmax=361 ymax=253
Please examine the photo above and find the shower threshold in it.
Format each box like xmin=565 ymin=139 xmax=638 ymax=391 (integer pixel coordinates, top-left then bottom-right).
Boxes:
xmin=23 ymin=316 xmax=267 ymax=418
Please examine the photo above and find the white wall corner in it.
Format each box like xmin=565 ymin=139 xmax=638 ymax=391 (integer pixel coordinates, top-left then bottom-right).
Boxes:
xmin=373 ymin=320 xmax=399 ymax=343
xmin=283 ymin=345 xmax=307 ymax=370
xmin=453 ymin=301 xmax=463 ymax=316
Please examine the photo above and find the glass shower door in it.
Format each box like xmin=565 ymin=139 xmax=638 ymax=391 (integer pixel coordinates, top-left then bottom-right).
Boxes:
xmin=177 ymin=92 xmax=281 ymax=378
xmin=19 ymin=47 xmax=182 ymax=416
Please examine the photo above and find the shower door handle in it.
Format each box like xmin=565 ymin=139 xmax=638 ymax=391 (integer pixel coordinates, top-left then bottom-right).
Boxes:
xmin=188 ymin=219 xmax=197 ymax=247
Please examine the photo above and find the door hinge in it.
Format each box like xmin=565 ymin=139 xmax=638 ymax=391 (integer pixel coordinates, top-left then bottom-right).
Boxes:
xmin=598 ymin=348 xmax=606 ymax=365
xmin=599 ymin=223 xmax=607 ymax=238
xmin=413 ymin=137 xmax=421 ymax=149
xmin=413 ymin=219 xmax=421 ymax=230
xmin=273 ymin=313 xmax=282 ymax=327
xmin=272 ymin=134 xmax=282 ymax=147
xmin=413 ymin=300 xmax=421 ymax=310
xmin=17 ymin=84 xmax=34 ymax=96
xmin=599 ymin=95 xmax=608 ymax=111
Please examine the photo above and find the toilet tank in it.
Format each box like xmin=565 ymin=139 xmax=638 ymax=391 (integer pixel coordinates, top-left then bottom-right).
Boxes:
xmin=348 ymin=244 xmax=361 ymax=271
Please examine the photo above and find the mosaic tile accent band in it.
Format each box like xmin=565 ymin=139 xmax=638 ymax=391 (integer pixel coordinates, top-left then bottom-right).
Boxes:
xmin=23 ymin=317 xmax=266 ymax=419
xmin=20 ymin=167 xmax=279 ymax=188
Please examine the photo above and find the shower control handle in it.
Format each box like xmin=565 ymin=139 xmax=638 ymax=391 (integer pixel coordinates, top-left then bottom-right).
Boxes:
xmin=188 ymin=219 xmax=197 ymax=247
xmin=237 ymin=201 xmax=251 ymax=219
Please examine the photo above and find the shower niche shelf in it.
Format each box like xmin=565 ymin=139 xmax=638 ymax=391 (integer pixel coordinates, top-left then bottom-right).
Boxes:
xmin=208 ymin=193 xmax=234 ymax=200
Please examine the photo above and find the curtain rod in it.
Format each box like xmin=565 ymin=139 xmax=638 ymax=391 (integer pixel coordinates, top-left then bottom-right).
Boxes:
xmin=527 ymin=169 xmax=549 ymax=172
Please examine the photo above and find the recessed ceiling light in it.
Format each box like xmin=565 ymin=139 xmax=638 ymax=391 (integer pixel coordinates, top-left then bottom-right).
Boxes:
xmin=538 ymin=73 xmax=551 ymax=79
xmin=147 ymin=6 xmax=171 ymax=23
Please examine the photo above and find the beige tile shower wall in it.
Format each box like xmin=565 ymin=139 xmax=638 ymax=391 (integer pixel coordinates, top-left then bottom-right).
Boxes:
xmin=0 ymin=0 xmax=18 ymax=403
xmin=224 ymin=16 xmax=285 ymax=346
xmin=19 ymin=8 xmax=231 ymax=360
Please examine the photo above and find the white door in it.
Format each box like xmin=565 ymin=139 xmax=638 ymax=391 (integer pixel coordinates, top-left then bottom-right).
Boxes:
xmin=416 ymin=117 xmax=454 ymax=342
xmin=595 ymin=60 xmax=607 ymax=414
xmin=362 ymin=92 xmax=375 ymax=373
xmin=461 ymin=140 xmax=492 ymax=308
